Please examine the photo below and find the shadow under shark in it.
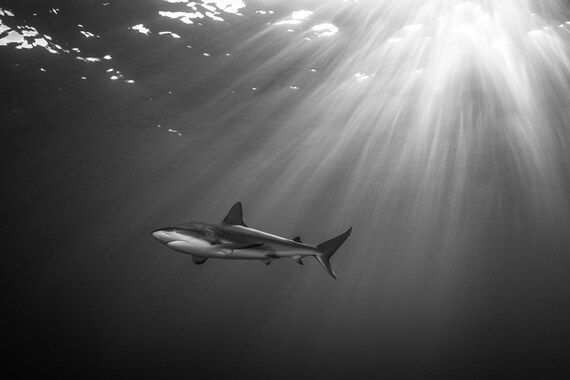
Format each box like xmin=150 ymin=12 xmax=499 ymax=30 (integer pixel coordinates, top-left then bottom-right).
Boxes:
xmin=151 ymin=202 xmax=352 ymax=279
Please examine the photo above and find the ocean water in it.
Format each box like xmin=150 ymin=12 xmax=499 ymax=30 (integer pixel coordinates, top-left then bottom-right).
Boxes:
xmin=3 ymin=1 xmax=570 ymax=378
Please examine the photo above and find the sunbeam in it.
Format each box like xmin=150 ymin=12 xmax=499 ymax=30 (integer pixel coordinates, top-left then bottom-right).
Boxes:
xmin=195 ymin=0 xmax=570 ymax=259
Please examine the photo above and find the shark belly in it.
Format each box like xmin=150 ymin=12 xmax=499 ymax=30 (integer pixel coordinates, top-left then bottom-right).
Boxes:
xmin=164 ymin=235 xmax=318 ymax=261
xmin=214 ymin=247 xmax=269 ymax=260
xmin=167 ymin=241 xmax=270 ymax=260
xmin=265 ymin=243 xmax=317 ymax=258
xmin=167 ymin=240 xmax=212 ymax=256
xmin=275 ymin=250 xmax=315 ymax=258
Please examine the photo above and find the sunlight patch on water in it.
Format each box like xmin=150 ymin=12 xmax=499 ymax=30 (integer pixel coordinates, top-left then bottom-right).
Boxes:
xmin=159 ymin=0 xmax=245 ymax=24
xmin=131 ymin=24 xmax=151 ymax=35
xmin=76 ymin=56 xmax=101 ymax=63
xmin=310 ymin=23 xmax=339 ymax=37
xmin=274 ymin=10 xmax=313 ymax=25
xmin=159 ymin=11 xmax=203 ymax=24
xmin=0 ymin=8 xmax=14 ymax=17
xmin=158 ymin=31 xmax=181 ymax=38
xmin=79 ymin=30 xmax=98 ymax=38
xmin=1 ymin=6 xmax=121 ymax=81
xmin=1 ymin=9 xmax=61 ymax=53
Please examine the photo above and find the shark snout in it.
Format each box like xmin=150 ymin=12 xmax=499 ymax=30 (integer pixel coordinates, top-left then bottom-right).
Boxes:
xmin=151 ymin=229 xmax=172 ymax=244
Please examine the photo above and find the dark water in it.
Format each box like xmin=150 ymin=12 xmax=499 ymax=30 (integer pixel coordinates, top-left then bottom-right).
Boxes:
xmin=3 ymin=1 xmax=570 ymax=378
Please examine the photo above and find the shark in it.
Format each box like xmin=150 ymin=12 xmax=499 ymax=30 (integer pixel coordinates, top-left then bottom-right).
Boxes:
xmin=151 ymin=202 xmax=352 ymax=279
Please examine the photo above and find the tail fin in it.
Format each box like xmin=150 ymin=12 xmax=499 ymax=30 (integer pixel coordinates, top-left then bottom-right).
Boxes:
xmin=315 ymin=227 xmax=352 ymax=280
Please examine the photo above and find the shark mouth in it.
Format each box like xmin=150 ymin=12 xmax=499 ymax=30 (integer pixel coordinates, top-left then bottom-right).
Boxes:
xmin=166 ymin=240 xmax=182 ymax=246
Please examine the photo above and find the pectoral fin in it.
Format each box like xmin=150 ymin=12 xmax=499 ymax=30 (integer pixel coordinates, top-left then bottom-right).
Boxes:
xmin=192 ymin=256 xmax=208 ymax=265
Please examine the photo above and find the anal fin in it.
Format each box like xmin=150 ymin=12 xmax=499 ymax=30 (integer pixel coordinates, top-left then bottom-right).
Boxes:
xmin=261 ymin=257 xmax=274 ymax=265
xmin=292 ymin=256 xmax=304 ymax=265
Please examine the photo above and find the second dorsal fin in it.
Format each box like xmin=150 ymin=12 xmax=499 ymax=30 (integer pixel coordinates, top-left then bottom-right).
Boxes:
xmin=293 ymin=236 xmax=302 ymax=243
xmin=222 ymin=202 xmax=248 ymax=227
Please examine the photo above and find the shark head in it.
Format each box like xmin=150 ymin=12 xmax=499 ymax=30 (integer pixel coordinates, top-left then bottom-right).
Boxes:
xmin=152 ymin=226 xmax=198 ymax=243
xmin=151 ymin=223 xmax=218 ymax=251
xmin=151 ymin=227 xmax=181 ymax=245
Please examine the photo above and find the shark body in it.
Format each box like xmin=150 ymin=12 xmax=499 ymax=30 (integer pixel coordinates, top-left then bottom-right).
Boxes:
xmin=151 ymin=202 xmax=352 ymax=279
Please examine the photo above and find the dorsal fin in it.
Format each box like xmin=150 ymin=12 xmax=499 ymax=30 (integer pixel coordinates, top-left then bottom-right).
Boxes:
xmin=293 ymin=236 xmax=302 ymax=243
xmin=222 ymin=202 xmax=248 ymax=227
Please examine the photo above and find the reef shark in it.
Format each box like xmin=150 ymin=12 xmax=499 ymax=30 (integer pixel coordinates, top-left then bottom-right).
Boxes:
xmin=151 ymin=202 xmax=352 ymax=279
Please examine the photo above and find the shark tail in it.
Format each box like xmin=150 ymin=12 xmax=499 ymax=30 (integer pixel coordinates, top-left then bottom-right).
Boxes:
xmin=315 ymin=227 xmax=352 ymax=280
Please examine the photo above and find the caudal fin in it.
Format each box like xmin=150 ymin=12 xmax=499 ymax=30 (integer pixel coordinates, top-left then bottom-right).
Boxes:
xmin=315 ymin=227 xmax=352 ymax=280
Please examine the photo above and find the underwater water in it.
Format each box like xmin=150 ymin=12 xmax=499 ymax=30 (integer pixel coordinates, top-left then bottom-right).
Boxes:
xmin=3 ymin=0 xmax=570 ymax=378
